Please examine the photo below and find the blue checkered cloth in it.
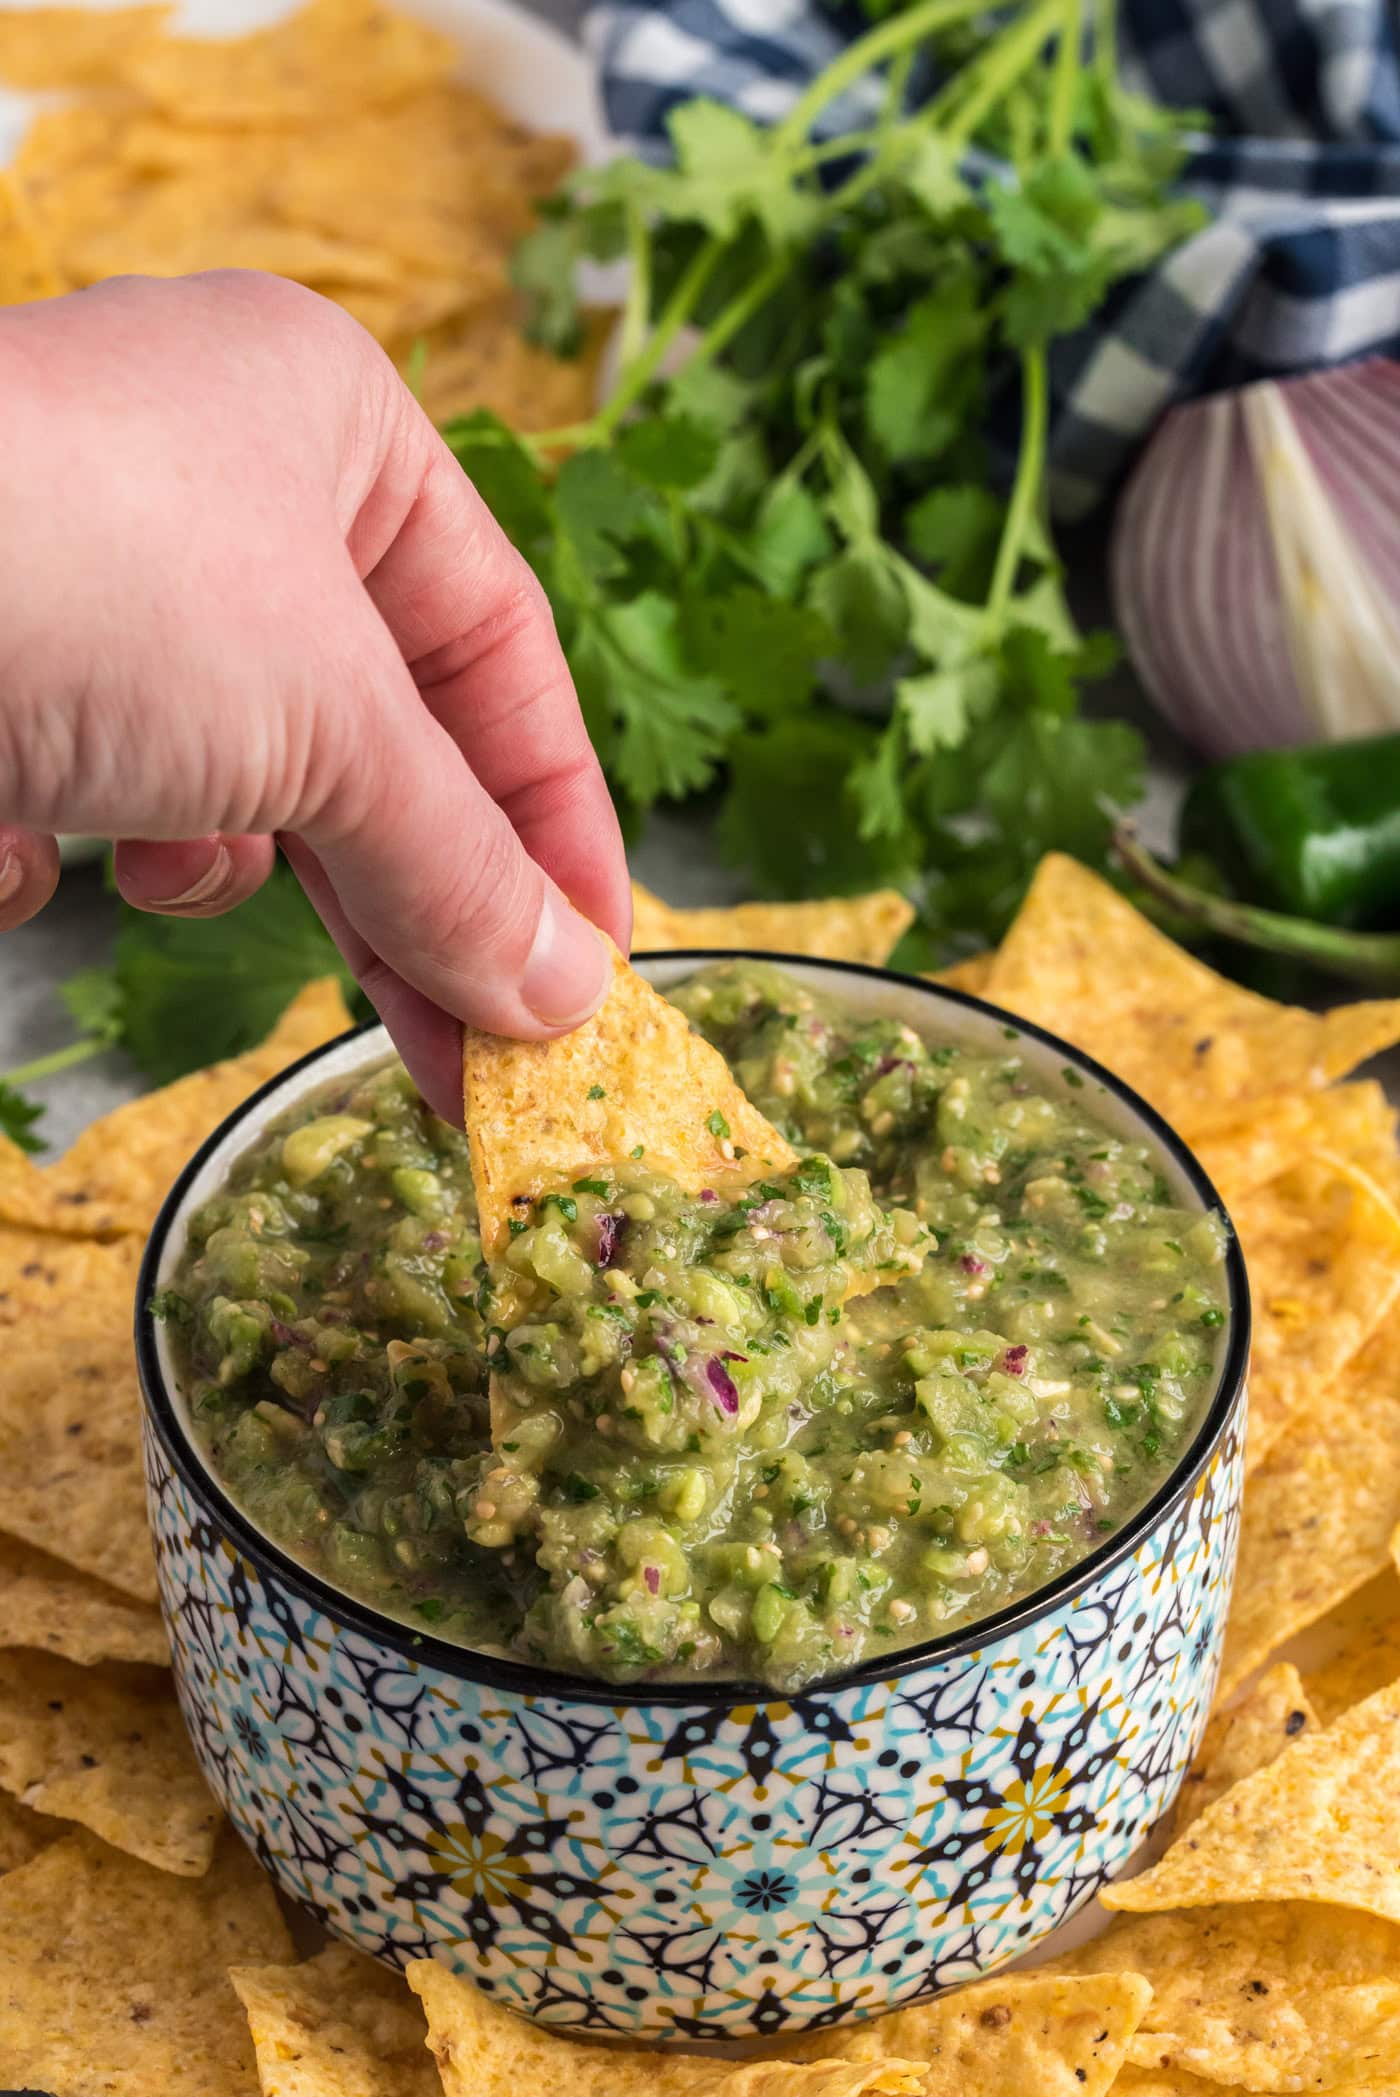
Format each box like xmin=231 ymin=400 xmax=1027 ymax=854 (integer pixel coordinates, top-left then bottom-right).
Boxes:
xmin=583 ymin=0 xmax=1400 ymax=515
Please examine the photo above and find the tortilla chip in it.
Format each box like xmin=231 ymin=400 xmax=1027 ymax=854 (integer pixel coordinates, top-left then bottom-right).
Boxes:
xmin=395 ymin=297 xmax=609 ymax=426
xmin=1054 ymin=1901 xmax=1400 ymax=2095
xmin=1171 ymin=1662 xmax=1316 ymax=1837
xmin=985 ymin=856 xmax=1400 ymax=1137
xmin=0 ymin=1531 xmax=166 ymax=1667
xmin=926 ymin=952 xmax=996 ymax=997
xmin=0 ymin=1823 xmax=292 ymax=2094
xmin=1193 ymin=1097 xmax=1315 ymax=1211
xmin=0 ymin=1790 xmax=65 ymax=1875
xmin=0 ymin=3 xmax=167 ymax=86
xmin=118 ymin=0 xmax=457 ymax=123
xmin=778 ymin=1971 xmax=1153 ymax=2097
xmin=0 ymin=1649 xmax=218 ymax=1875
xmin=329 ymin=271 xmax=472 ymax=346
xmin=1307 ymin=1079 xmax=1400 ymax=1190
xmin=463 ymin=942 xmax=798 ymax=1257
xmin=407 ymin=1962 xmax=923 ymax=2095
xmin=0 ymin=977 xmax=353 ymax=1238
xmin=268 ymin=83 xmax=557 ymax=278
xmin=1233 ymin=1155 xmax=1400 ymax=1469
xmin=631 ymin=882 xmax=916 ymax=968
xmin=1218 ymin=1304 xmax=1400 ymax=1699
xmin=1104 ymin=1679 xmax=1400 ymax=1924
xmin=0 ymin=171 xmax=62 ymax=302
xmin=66 ymin=197 xmax=404 ymax=291
xmin=0 ymin=1327 xmax=156 ymax=1603
xmin=1305 ymin=1565 xmax=1400 ymax=1725
xmin=231 ymin=1943 xmax=438 ymax=2097
xmin=0 ymin=1224 xmax=141 ymax=1327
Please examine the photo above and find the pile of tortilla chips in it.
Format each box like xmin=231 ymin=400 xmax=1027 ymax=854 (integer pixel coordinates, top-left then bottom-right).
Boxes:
xmin=4 ymin=854 xmax=1400 ymax=2094
xmin=0 ymin=0 xmax=603 ymax=429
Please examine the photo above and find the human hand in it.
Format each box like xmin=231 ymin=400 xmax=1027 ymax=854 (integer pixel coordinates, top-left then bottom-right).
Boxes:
xmin=0 ymin=271 xmax=628 ymax=1120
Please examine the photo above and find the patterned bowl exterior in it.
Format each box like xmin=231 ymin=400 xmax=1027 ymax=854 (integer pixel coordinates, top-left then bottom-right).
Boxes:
xmin=136 ymin=954 xmax=1250 ymax=2039
xmin=142 ymin=1407 xmax=1244 ymax=2040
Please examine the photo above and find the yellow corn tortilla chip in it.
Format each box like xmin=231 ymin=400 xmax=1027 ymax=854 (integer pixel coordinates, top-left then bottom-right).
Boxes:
xmin=1193 ymin=1097 xmax=1316 ymax=1211
xmin=630 ymin=882 xmax=916 ymax=967
xmin=0 ymin=1649 xmax=218 ymax=1875
xmin=0 ymin=1823 xmax=292 ymax=2095
xmin=463 ymin=942 xmax=798 ymax=1258
xmin=407 ymin=1961 xmax=923 ymax=2096
xmin=0 ymin=1531 xmax=165 ymax=1668
xmin=0 ymin=1790 xmax=65 ymax=1875
xmin=986 ymin=856 xmax=1400 ymax=1137
xmin=0 ymin=3 xmax=168 ymax=86
xmin=1233 ymin=1155 xmax=1400 ymax=1470
xmin=394 ymin=297 xmax=610 ymax=425
xmin=0 ymin=977 xmax=353 ymax=1237
xmin=0 ymin=170 xmax=61 ymax=301
xmin=1218 ymin=1305 xmax=1400 ymax=1699
xmin=926 ymin=952 xmax=996 ymax=997
xmin=0 ymin=1225 xmax=141 ymax=1328
xmin=777 ymin=1972 xmax=1153 ymax=2097
xmin=231 ymin=1942 xmax=439 ymax=2097
xmin=1304 ymin=1561 xmax=1400 ymax=1725
xmin=1171 ymin=1662 xmax=1317 ymax=1838
xmin=331 ymin=270 xmax=473 ymax=346
xmin=1104 ymin=1679 xmax=1400 ymax=1924
xmin=268 ymin=83 xmax=562 ymax=278
xmin=118 ymin=0 xmax=457 ymax=124
xmin=66 ymin=198 xmax=405 ymax=291
xmin=0 ymin=1327 xmax=156 ymax=1603
xmin=1055 ymin=1901 xmax=1400 ymax=2095
xmin=1307 ymin=1079 xmax=1400 ymax=1189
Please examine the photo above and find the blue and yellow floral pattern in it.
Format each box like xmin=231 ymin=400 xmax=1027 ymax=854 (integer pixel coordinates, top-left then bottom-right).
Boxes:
xmin=142 ymin=1402 xmax=1244 ymax=2038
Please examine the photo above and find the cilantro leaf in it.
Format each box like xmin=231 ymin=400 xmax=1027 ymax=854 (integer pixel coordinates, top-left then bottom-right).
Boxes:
xmin=666 ymin=100 xmax=821 ymax=245
xmin=112 ymin=866 xmax=362 ymax=1085
xmin=61 ymin=966 xmax=123 ymax=1046
xmin=574 ymin=592 xmax=739 ymax=805
xmin=616 ymin=413 xmax=722 ymax=492
xmin=0 ymin=1082 xmax=45 ymax=1156
xmin=720 ymin=715 xmax=918 ymax=896
xmin=864 ymin=280 xmax=988 ymax=463
xmin=679 ymin=587 xmax=831 ymax=719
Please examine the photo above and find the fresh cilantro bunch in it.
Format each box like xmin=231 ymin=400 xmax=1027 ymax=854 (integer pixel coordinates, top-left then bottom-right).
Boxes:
xmin=454 ymin=0 xmax=1204 ymax=955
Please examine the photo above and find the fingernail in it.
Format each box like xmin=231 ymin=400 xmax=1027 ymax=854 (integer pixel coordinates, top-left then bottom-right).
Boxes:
xmin=152 ymin=842 xmax=234 ymax=910
xmin=521 ymin=895 xmax=611 ymax=1027
xmin=0 ymin=852 xmax=21 ymax=905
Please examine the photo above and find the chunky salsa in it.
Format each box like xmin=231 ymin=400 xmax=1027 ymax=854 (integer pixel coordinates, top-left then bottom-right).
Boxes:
xmin=160 ymin=962 xmax=1227 ymax=1689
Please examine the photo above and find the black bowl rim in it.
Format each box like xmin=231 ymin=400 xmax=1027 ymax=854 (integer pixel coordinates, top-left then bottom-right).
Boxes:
xmin=136 ymin=950 xmax=1251 ymax=1711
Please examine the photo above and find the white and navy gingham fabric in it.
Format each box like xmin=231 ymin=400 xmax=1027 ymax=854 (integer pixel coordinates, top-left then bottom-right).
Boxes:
xmin=584 ymin=0 xmax=1400 ymax=515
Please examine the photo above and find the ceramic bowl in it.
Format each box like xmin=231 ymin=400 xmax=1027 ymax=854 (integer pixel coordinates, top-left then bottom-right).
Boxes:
xmin=135 ymin=955 xmax=1249 ymax=2042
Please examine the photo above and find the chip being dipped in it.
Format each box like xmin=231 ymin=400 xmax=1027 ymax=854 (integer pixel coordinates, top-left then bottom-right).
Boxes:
xmin=461 ymin=938 xmax=799 ymax=1258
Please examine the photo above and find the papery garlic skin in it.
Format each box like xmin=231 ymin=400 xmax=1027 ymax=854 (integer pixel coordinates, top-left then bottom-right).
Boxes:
xmin=1111 ymin=358 xmax=1400 ymax=759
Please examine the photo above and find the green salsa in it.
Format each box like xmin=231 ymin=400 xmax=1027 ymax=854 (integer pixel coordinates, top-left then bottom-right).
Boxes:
xmin=162 ymin=961 xmax=1227 ymax=1689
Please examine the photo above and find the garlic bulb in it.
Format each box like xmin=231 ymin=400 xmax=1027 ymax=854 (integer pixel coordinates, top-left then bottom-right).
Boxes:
xmin=1110 ymin=357 xmax=1400 ymax=758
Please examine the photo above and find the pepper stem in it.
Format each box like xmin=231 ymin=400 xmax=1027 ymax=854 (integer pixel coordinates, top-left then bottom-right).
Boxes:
xmin=1113 ymin=826 xmax=1400 ymax=991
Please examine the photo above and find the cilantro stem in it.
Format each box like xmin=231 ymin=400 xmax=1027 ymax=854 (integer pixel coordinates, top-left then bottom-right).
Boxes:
xmin=617 ymin=201 xmax=652 ymax=370
xmin=987 ymin=345 xmax=1048 ymax=624
xmin=678 ymin=254 xmax=788 ymax=378
xmin=942 ymin=0 xmax=1070 ymax=145
xmin=772 ymin=0 xmax=992 ymax=154
xmin=594 ymin=239 xmax=723 ymax=440
xmin=0 ymin=1033 xmax=109 ymax=1089
xmin=1047 ymin=0 xmax=1082 ymax=154
xmin=1092 ymin=0 xmax=1118 ymax=92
